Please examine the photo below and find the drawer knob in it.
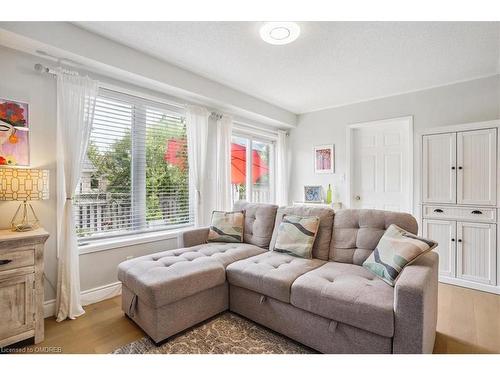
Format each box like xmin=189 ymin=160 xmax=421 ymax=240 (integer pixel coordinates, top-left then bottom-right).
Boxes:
xmin=471 ymin=210 xmax=482 ymax=215
xmin=433 ymin=209 xmax=444 ymax=213
xmin=0 ymin=259 xmax=13 ymax=266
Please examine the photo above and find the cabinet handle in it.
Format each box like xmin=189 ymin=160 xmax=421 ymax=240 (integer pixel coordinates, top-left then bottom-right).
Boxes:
xmin=458 ymin=166 xmax=463 ymax=170
xmin=458 ymin=239 xmax=462 ymax=242
xmin=451 ymin=238 xmax=455 ymax=242
xmin=0 ymin=259 xmax=12 ymax=266
xmin=433 ymin=209 xmax=444 ymax=213
xmin=471 ymin=210 xmax=483 ymax=215
xmin=451 ymin=166 xmax=456 ymax=170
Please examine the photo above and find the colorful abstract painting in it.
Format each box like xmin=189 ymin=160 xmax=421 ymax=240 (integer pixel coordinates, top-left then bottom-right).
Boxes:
xmin=314 ymin=144 xmax=334 ymax=174
xmin=0 ymin=98 xmax=29 ymax=166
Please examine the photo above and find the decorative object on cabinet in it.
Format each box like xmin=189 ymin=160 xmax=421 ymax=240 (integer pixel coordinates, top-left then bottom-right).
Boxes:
xmin=292 ymin=201 xmax=343 ymax=210
xmin=0 ymin=98 xmax=30 ymax=166
xmin=0 ymin=168 xmax=49 ymax=231
xmin=313 ymin=144 xmax=334 ymax=174
xmin=325 ymin=184 xmax=333 ymax=204
xmin=0 ymin=228 xmax=48 ymax=347
xmin=420 ymin=120 xmax=499 ymax=294
xmin=304 ymin=185 xmax=323 ymax=202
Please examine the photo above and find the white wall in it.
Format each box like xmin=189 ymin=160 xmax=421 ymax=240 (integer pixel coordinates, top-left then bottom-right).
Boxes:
xmin=289 ymin=75 xmax=500 ymax=213
xmin=0 ymin=46 xmax=58 ymax=300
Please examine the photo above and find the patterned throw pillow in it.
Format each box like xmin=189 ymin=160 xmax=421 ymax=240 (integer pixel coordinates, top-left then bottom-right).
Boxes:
xmin=207 ymin=211 xmax=245 ymax=243
xmin=362 ymin=224 xmax=437 ymax=286
xmin=273 ymin=215 xmax=320 ymax=259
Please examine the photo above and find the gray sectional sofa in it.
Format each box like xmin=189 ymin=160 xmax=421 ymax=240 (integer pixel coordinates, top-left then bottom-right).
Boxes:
xmin=118 ymin=201 xmax=439 ymax=354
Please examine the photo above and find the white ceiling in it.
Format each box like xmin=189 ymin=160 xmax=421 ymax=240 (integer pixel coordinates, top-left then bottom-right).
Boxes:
xmin=75 ymin=22 xmax=500 ymax=114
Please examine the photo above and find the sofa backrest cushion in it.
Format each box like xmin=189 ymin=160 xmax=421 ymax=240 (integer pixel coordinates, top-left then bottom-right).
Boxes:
xmin=233 ymin=201 xmax=279 ymax=249
xmin=269 ymin=206 xmax=335 ymax=260
xmin=330 ymin=209 xmax=418 ymax=265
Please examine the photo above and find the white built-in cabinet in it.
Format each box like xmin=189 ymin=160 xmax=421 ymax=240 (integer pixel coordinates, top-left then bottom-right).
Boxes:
xmin=422 ymin=128 xmax=496 ymax=206
xmin=421 ymin=122 xmax=500 ymax=294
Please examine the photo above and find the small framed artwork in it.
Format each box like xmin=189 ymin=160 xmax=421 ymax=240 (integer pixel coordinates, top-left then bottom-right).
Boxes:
xmin=314 ymin=144 xmax=334 ymax=174
xmin=0 ymin=98 xmax=30 ymax=166
xmin=304 ymin=185 xmax=323 ymax=203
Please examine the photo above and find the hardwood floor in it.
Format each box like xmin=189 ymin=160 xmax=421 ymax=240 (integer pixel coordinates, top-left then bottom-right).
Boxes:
xmin=23 ymin=297 xmax=143 ymax=354
xmin=434 ymin=283 xmax=500 ymax=353
xmin=19 ymin=282 xmax=500 ymax=354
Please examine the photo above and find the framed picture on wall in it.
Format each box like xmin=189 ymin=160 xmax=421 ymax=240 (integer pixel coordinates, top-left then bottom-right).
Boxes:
xmin=0 ymin=98 xmax=30 ymax=166
xmin=314 ymin=144 xmax=334 ymax=174
xmin=304 ymin=185 xmax=323 ymax=203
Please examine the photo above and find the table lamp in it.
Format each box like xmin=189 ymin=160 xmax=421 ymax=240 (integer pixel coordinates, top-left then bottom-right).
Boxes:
xmin=0 ymin=168 xmax=49 ymax=231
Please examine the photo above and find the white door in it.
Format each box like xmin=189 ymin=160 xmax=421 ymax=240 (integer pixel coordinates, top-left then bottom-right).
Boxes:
xmin=456 ymin=221 xmax=496 ymax=285
xmin=422 ymin=219 xmax=456 ymax=278
xmin=422 ymin=132 xmax=456 ymax=204
xmin=351 ymin=118 xmax=412 ymax=212
xmin=457 ymin=128 xmax=497 ymax=206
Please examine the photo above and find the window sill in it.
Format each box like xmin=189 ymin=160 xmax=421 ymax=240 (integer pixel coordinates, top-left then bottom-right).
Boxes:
xmin=78 ymin=226 xmax=194 ymax=255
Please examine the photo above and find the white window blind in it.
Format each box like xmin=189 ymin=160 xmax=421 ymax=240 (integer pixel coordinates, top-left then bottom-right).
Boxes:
xmin=75 ymin=88 xmax=192 ymax=243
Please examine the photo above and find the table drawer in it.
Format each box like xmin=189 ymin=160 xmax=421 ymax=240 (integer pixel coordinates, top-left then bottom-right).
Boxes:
xmin=423 ymin=205 xmax=496 ymax=223
xmin=0 ymin=247 xmax=35 ymax=272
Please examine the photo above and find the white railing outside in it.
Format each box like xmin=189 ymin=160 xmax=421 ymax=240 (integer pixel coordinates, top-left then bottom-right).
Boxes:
xmin=74 ymin=192 xmax=190 ymax=239
xmin=231 ymin=184 xmax=270 ymax=204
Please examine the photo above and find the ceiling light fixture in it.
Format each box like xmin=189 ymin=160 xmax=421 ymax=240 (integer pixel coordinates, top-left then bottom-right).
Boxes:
xmin=260 ymin=22 xmax=300 ymax=45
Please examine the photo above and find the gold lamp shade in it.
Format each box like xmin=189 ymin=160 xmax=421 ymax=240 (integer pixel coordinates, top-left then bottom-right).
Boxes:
xmin=0 ymin=168 xmax=50 ymax=231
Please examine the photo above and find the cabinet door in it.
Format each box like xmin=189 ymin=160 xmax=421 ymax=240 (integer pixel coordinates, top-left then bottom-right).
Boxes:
xmin=423 ymin=219 xmax=456 ymax=278
xmin=0 ymin=273 xmax=35 ymax=342
xmin=422 ymin=133 xmax=456 ymax=204
xmin=457 ymin=128 xmax=497 ymax=206
xmin=456 ymin=222 xmax=496 ymax=285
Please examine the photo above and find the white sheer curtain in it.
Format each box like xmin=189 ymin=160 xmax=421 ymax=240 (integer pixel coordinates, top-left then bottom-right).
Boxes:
xmin=215 ymin=115 xmax=233 ymax=211
xmin=275 ymin=129 xmax=289 ymax=206
xmin=186 ymin=105 xmax=209 ymax=226
xmin=55 ymin=71 xmax=99 ymax=321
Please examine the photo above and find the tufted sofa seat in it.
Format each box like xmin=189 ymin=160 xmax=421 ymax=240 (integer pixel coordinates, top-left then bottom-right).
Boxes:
xmin=290 ymin=262 xmax=395 ymax=337
xmin=226 ymin=252 xmax=326 ymax=303
xmin=118 ymin=243 xmax=266 ymax=308
xmin=118 ymin=203 xmax=438 ymax=353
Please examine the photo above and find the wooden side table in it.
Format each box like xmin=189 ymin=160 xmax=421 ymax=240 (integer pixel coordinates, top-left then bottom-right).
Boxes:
xmin=0 ymin=228 xmax=49 ymax=347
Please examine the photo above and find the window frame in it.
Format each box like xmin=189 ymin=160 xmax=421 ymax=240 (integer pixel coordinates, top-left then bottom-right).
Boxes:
xmin=77 ymin=87 xmax=193 ymax=248
xmin=231 ymin=128 xmax=277 ymax=205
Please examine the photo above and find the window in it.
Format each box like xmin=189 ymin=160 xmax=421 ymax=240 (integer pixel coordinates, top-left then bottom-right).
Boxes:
xmin=231 ymin=133 xmax=275 ymax=205
xmin=75 ymin=88 xmax=192 ymax=243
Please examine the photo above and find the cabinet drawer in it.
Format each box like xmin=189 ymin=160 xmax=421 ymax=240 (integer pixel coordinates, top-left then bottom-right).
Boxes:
xmin=0 ymin=247 xmax=35 ymax=272
xmin=423 ymin=205 xmax=496 ymax=223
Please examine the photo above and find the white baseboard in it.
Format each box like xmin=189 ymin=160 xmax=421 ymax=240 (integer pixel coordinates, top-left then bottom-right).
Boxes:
xmin=43 ymin=281 xmax=122 ymax=318
xmin=44 ymin=300 xmax=56 ymax=318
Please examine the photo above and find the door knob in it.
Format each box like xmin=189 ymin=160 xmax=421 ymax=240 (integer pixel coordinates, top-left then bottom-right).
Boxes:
xmin=354 ymin=195 xmax=361 ymax=201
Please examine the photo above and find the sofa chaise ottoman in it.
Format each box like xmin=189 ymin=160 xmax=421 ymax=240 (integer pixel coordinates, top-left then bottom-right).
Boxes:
xmin=118 ymin=202 xmax=438 ymax=353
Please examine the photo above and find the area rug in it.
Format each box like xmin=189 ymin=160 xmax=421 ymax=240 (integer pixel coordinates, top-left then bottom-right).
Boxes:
xmin=113 ymin=312 xmax=316 ymax=354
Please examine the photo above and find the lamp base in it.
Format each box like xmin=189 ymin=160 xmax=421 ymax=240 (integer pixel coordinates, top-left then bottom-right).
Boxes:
xmin=11 ymin=201 xmax=40 ymax=232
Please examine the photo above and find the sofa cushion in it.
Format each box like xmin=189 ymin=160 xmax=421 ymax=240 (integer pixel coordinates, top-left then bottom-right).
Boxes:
xmin=233 ymin=201 xmax=278 ymax=249
xmin=226 ymin=252 xmax=326 ymax=303
xmin=273 ymin=215 xmax=320 ymax=259
xmin=330 ymin=209 xmax=418 ymax=265
xmin=118 ymin=242 xmax=266 ymax=308
xmin=290 ymin=262 xmax=395 ymax=337
xmin=208 ymin=211 xmax=244 ymax=243
xmin=363 ymin=224 xmax=437 ymax=286
xmin=270 ymin=206 xmax=334 ymax=260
